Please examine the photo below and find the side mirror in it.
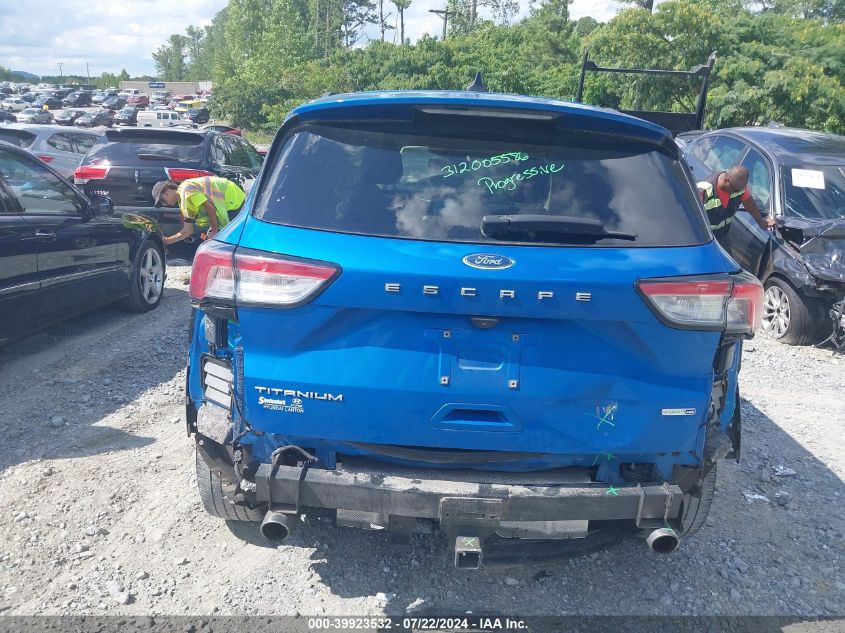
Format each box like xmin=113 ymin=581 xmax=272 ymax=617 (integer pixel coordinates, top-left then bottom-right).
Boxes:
xmin=88 ymin=194 xmax=114 ymax=216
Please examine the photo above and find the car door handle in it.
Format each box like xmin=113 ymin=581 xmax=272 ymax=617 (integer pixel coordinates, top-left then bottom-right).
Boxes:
xmin=35 ymin=229 xmax=57 ymax=241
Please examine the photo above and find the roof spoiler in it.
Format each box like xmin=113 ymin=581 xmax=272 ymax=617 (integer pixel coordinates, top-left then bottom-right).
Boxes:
xmin=574 ymin=50 xmax=716 ymax=136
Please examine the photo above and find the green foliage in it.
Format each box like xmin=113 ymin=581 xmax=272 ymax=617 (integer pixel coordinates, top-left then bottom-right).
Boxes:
xmin=584 ymin=2 xmax=845 ymax=133
xmin=155 ymin=0 xmax=845 ymax=135
xmin=152 ymin=34 xmax=188 ymax=80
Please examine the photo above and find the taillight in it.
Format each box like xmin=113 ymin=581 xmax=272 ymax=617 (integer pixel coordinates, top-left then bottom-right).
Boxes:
xmin=638 ymin=272 xmax=763 ymax=335
xmin=190 ymin=243 xmax=339 ymax=307
xmin=36 ymin=155 xmax=53 ymax=163
xmin=189 ymin=241 xmax=235 ymax=302
xmin=73 ymin=165 xmax=110 ymax=184
xmin=725 ymin=272 xmax=764 ymax=334
xmin=165 ymin=168 xmax=214 ymax=182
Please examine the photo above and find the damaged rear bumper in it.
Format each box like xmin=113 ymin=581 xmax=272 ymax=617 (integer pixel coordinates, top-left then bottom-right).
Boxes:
xmin=253 ymin=460 xmax=684 ymax=529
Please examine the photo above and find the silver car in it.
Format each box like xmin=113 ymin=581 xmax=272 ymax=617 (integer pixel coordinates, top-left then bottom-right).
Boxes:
xmin=16 ymin=108 xmax=53 ymax=124
xmin=0 ymin=124 xmax=101 ymax=178
xmin=2 ymin=97 xmax=28 ymax=112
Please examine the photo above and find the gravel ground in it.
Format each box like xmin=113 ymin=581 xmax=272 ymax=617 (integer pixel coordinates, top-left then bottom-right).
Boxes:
xmin=0 ymin=261 xmax=842 ymax=617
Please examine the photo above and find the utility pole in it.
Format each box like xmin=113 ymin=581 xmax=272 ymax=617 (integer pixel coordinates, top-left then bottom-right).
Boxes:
xmin=58 ymin=62 xmax=63 ymax=82
xmin=86 ymin=63 xmax=90 ymax=86
xmin=429 ymin=6 xmax=452 ymax=40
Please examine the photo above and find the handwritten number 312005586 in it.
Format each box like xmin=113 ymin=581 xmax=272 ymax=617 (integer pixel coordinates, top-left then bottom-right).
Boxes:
xmin=440 ymin=152 xmax=529 ymax=178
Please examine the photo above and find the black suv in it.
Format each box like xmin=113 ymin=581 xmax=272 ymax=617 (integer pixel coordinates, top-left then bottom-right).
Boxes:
xmin=182 ymin=107 xmax=210 ymax=124
xmin=32 ymin=96 xmax=63 ymax=110
xmin=62 ymin=91 xmax=92 ymax=107
xmin=113 ymin=105 xmax=143 ymax=126
xmin=74 ymin=128 xmax=263 ymax=237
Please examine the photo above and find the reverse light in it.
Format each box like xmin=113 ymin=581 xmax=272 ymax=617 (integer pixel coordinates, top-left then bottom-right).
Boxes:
xmin=189 ymin=242 xmax=339 ymax=307
xmin=165 ymin=167 xmax=214 ymax=182
xmin=638 ymin=272 xmax=763 ymax=335
xmin=73 ymin=165 xmax=110 ymax=184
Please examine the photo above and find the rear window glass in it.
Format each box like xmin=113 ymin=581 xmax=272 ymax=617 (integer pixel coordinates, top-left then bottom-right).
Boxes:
xmin=254 ymin=120 xmax=707 ymax=247
xmin=83 ymin=132 xmax=205 ymax=164
xmin=0 ymin=129 xmax=37 ymax=148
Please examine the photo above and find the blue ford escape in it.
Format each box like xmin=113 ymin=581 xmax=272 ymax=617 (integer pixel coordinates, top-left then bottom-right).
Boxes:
xmin=185 ymin=91 xmax=763 ymax=566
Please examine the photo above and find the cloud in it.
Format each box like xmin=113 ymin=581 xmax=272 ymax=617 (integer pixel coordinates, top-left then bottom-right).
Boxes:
xmin=0 ymin=0 xmax=227 ymax=77
xmin=0 ymin=0 xmax=623 ymax=79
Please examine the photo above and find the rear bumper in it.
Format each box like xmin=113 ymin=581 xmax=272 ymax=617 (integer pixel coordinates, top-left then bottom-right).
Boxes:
xmin=253 ymin=460 xmax=684 ymax=528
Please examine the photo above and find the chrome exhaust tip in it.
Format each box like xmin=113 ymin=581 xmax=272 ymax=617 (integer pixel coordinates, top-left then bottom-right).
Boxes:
xmin=647 ymin=527 xmax=680 ymax=554
xmin=260 ymin=510 xmax=295 ymax=542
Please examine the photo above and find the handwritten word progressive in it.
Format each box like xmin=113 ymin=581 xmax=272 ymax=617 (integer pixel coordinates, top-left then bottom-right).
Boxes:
xmin=478 ymin=163 xmax=565 ymax=194
xmin=441 ymin=152 xmax=529 ymax=178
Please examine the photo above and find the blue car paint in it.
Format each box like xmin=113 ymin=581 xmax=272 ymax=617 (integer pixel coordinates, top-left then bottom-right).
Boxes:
xmin=187 ymin=90 xmax=742 ymax=485
xmin=285 ymin=91 xmax=669 ymax=142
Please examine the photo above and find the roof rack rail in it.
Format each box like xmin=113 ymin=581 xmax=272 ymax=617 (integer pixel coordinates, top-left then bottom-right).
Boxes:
xmin=574 ymin=50 xmax=716 ymax=136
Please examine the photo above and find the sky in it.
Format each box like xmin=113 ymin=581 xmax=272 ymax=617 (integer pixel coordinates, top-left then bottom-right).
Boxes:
xmin=0 ymin=0 xmax=623 ymax=79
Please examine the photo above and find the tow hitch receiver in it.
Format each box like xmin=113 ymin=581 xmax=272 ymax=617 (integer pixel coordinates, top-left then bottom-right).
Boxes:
xmin=455 ymin=536 xmax=483 ymax=569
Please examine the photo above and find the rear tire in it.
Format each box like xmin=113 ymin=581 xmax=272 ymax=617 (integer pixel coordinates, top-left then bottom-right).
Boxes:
xmin=762 ymin=278 xmax=815 ymax=346
xmin=118 ymin=239 xmax=164 ymax=312
xmin=678 ymin=464 xmax=717 ymax=538
xmin=195 ymin=449 xmax=264 ymax=521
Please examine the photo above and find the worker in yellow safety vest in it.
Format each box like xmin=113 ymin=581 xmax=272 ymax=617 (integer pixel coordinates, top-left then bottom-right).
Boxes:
xmin=153 ymin=176 xmax=246 ymax=246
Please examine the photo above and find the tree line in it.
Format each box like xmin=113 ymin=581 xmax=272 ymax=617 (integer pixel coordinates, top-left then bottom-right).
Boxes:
xmin=150 ymin=0 xmax=844 ymax=134
xmin=0 ymin=66 xmax=154 ymax=91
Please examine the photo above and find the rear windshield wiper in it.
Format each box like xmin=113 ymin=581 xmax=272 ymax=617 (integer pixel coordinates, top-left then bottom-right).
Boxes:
xmin=481 ymin=214 xmax=637 ymax=243
xmin=137 ymin=153 xmax=178 ymax=161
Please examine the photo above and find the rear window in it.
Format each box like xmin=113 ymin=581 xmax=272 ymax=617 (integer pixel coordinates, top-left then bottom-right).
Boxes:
xmin=83 ymin=131 xmax=205 ymax=165
xmin=254 ymin=120 xmax=708 ymax=247
xmin=0 ymin=129 xmax=37 ymax=148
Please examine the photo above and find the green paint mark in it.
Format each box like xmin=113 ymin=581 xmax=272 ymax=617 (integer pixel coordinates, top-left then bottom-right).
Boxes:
xmin=606 ymin=485 xmax=620 ymax=496
xmin=586 ymin=402 xmax=618 ymax=430
xmin=591 ymin=453 xmax=615 ymax=466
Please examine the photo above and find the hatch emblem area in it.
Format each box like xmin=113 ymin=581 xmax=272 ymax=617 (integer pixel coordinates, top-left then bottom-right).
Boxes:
xmin=462 ymin=253 xmax=515 ymax=270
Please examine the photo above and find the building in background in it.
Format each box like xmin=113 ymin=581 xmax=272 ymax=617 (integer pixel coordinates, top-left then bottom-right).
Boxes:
xmin=119 ymin=81 xmax=211 ymax=95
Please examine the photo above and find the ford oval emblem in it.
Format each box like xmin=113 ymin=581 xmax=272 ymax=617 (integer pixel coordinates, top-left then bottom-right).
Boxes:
xmin=462 ymin=253 xmax=515 ymax=270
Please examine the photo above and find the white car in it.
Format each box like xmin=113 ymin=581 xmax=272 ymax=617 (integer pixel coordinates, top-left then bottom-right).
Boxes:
xmin=2 ymin=97 xmax=28 ymax=112
xmin=137 ymin=109 xmax=184 ymax=127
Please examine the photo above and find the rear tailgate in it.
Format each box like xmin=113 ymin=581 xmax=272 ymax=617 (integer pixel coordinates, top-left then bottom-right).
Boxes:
xmin=234 ymin=220 xmax=730 ymax=459
xmin=217 ymin=102 xmax=736 ymax=465
xmin=75 ymin=129 xmax=208 ymax=207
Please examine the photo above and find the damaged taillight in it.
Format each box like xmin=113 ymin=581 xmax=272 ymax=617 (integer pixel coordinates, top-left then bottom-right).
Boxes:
xmin=189 ymin=241 xmax=235 ymax=302
xmin=189 ymin=241 xmax=339 ymax=307
xmin=637 ymin=272 xmax=763 ymax=334
xmin=725 ymin=271 xmax=764 ymax=334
